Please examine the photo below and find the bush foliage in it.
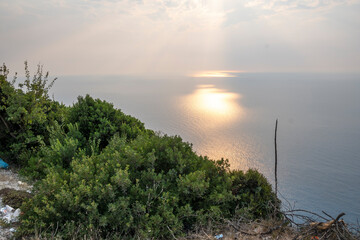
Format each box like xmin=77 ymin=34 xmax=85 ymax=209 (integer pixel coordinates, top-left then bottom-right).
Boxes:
xmin=0 ymin=62 xmax=67 ymax=166
xmin=0 ymin=63 xmax=279 ymax=239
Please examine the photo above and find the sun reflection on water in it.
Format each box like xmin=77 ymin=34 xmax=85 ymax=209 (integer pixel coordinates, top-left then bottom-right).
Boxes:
xmin=178 ymin=84 xmax=258 ymax=170
xmin=181 ymin=84 xmax=244 ymax=128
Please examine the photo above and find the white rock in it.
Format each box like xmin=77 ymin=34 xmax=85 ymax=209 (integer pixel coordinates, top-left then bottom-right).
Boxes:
xmin=0 ymin=205 xmax=21 ymax=223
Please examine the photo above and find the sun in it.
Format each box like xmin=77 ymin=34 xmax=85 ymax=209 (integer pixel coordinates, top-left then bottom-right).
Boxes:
xmin=191 ymin=70 xmax=244 ymax=78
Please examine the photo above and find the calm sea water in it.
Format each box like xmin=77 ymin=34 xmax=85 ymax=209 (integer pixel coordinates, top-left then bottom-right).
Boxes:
xmin=52 ymin=73 xmax=360 ymax=223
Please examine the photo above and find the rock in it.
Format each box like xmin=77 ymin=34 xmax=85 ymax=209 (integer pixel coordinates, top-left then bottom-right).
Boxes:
xmin=0 ymin=205 xmax=21 ymax=223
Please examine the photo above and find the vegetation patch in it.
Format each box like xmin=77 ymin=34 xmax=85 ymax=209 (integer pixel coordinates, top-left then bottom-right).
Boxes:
xmin=0 ymin=188 xmax=32 ymax=209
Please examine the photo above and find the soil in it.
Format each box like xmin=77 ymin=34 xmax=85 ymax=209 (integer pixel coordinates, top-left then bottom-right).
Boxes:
xmin=183 ymin=220 xmax=297 ymax=240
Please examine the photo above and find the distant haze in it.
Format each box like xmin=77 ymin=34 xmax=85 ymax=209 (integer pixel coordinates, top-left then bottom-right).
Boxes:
xmin=1 ymin=0 xmax=360 ymax=76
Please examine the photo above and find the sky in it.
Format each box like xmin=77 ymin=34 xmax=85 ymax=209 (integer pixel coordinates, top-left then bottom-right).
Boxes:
xmin=1 ymin=0 xmax=360 ymax=76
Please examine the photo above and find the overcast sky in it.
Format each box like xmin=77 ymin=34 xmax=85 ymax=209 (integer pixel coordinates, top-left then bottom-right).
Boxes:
xmin=1 ymin=0 xmax=360 ymax=76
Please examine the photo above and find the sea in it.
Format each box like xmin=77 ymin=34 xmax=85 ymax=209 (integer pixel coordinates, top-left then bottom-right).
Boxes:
xmin=51 ymin=72 xmax=360 ymax=223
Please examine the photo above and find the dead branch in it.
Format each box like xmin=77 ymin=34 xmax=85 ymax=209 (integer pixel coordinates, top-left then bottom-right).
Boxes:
xmin=274 ymin=119 xmax=278 ymax=196
xmin=310 ymin=213 xmax=345 ymax=231
xmin=284 ymin=209 xmax=330 ymax=222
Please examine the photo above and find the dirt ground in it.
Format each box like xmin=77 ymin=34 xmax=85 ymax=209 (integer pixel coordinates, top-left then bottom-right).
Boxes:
xmin=183 ymin=220 xmax=297 ymax=240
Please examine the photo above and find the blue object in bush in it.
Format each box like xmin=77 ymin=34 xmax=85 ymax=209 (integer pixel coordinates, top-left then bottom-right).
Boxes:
xmin=0 ymin=158 xmax=9 ymax=169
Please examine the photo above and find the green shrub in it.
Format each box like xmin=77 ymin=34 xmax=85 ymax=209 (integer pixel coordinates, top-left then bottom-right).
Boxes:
xmin=19 ymin=134 xmax=279 ymax=239
xmin=230 ymin=169 xmax=279 ymax=219
xmin=21 ymin=122 xmax=85 ymax=179
xmin=22 ymin=94 xmax=152 ymax=179
xmin=68 ymin=94 xmax=150 ymax=149
xmin=0 ymin=62 xmax=67 ymax=166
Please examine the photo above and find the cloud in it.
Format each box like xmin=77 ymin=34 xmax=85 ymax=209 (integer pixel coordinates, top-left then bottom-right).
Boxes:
xmin=0 ymin=0 xmax=228 ymax=75
xmin=245 ymin=0 xmax=360 ymax=12
xmin=1 ymin=0 xmax=359 ymax=75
